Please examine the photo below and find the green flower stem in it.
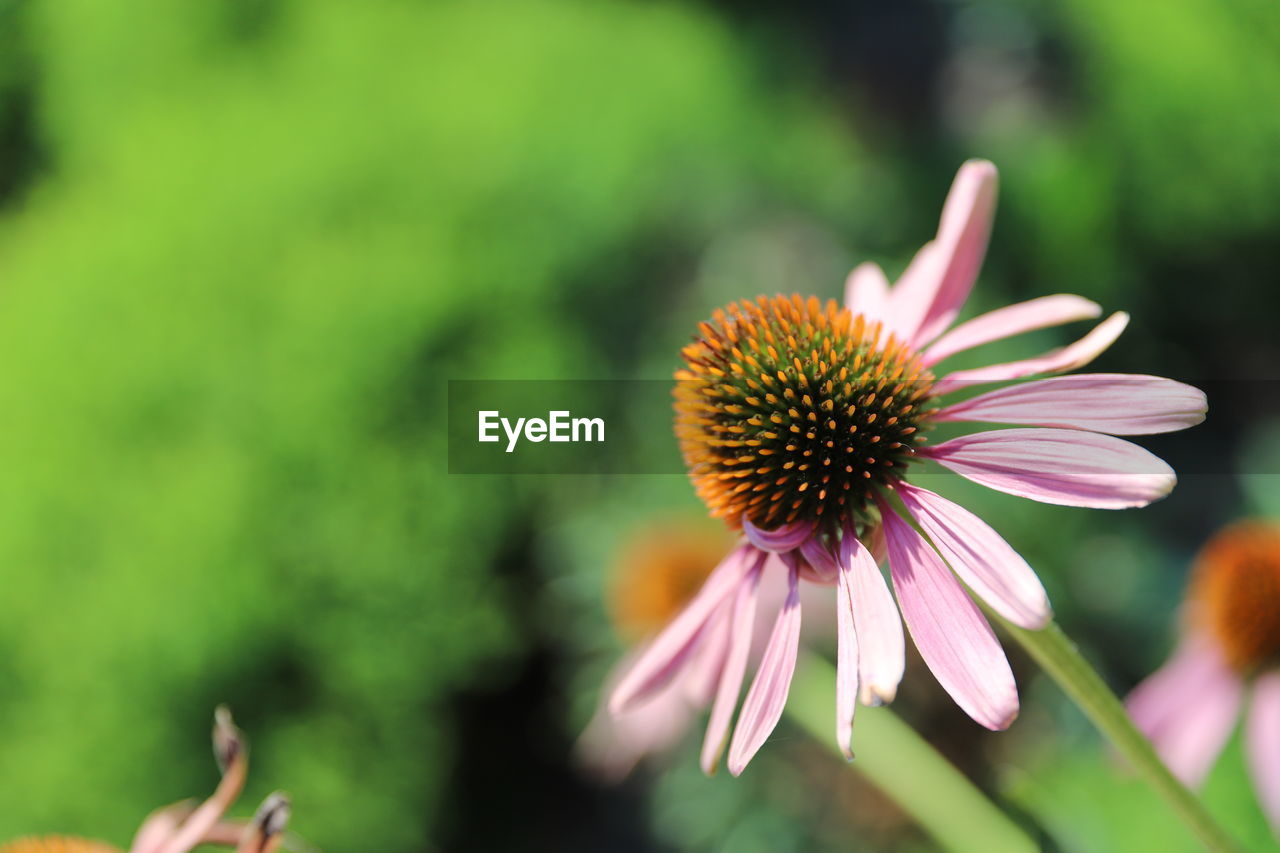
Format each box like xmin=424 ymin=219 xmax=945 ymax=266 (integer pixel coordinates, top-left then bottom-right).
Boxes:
xmin=787 ymin=652 xmax=1038 ymax=853
xmin=998 ymin=616 xmax=1242 ymax=853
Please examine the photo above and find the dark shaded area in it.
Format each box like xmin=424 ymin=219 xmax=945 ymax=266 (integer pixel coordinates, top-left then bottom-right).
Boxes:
xmin=0 ymin=0 xmax=45 ymax=207
xmin=436 ymin=512 xmax=672 ymax=853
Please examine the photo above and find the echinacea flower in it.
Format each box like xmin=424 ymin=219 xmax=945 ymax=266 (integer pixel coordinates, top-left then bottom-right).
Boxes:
xmin=610 ymin=159 xmax=1207 ymax=775
xmin=0 ymin=708 xmax=291 ymax=853
xmin=1127 ymin=521 xmax=1280 ymax=834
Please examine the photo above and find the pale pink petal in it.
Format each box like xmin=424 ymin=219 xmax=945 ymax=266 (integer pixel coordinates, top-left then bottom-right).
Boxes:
xmin=880 ymin=241 xmax=939 ymax=343
xmin=610 ymin=546 xmax=751 ymax=713
xmin=1247 ymin=672 xmax=1280 ymax=834
xmin=700 ymin=554 xmax=765 ymax=774
xmin=799 ymin=534 xmax=839 ymax=583
xmin=844 ymin=262 xmax=891 ymax=324
xmin=922 ymin=294 xmax=1102 ymax=366
xmin=920 ymin=428 xmax=1176 ymax=509
xmin=894 ymin=481 xmax=1050 ymax=629
xmin=878 ymin=500 xmax=1018 ymax=730
xmin=834 ymin=542 xmax=860 ymax=759
xmin=1126 ymin=636 xmax=1242 ymax=787
xmin=743 ymin=517 xmax=814 ymax=553
xmin=1127 ymin=636 xmax=1227 ymax=739
xmin=935 ymin=374 xmax=1207 ymax=435
xmin=839 ymin=520 xmax=904 ymax=706
xmin=727 ymin=559 xmax=803 ymax=775
xmin=578 ymin=656 xmax=701 ymax=782
xmin=1152 ymin=668 xmax=1242 ymax=788
xmin=889 ymin=160 xmax=999 ymax=347
xmin=681 ymin=601 xmax=733 ymax=706
xmin=933 ymin=312 xmax=1129 ymax=396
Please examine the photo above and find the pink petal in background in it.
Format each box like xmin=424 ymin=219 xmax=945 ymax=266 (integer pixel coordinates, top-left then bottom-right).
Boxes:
xmin=1247 ymin=671 xmax=1280 ymax=834
xmin=844 ymin=261 xmax=891 ymax=326
xmin=611 ymin=546 xmax=751 ymax=712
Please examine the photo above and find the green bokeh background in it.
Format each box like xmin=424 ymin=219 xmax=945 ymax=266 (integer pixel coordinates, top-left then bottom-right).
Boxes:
xmin=0 ymin=0 xmax=1276 ymax=850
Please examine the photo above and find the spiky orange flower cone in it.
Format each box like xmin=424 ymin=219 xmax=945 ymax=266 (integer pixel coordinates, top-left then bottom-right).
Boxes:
xmin=1129 ymin=521 xmax=1280 ymax=835
xmin=675 ymin=294 xmax=934 ymax=533
xmin=610 ymin=159 xmax=1207 ymax=777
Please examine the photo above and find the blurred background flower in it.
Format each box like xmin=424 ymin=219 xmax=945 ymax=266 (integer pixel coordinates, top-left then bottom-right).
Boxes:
xmin=1128 ymin=521 xmax=1280 ymax=836
xmin=0 ymin=0 xmax=1277 ymax=850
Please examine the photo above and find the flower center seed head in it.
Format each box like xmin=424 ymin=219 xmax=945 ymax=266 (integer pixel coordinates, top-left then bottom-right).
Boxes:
xmin=675 ymin=294 xmax=935 ymax=533
xmin=1191 ymin=521 xmax=1280 ymax=675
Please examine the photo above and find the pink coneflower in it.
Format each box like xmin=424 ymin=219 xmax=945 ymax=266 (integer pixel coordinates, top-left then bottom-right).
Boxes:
xmin=1127 ymin=521 xmax=1280 ymax=834
xmin=0 ymin=708 xmax=291 ymax=853
xmin=610 ymin=159 xmax=1207 ymax=775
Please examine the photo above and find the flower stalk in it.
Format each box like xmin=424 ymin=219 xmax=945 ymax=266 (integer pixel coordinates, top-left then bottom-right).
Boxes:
xmin=786 ymin=652 xmax=1038 ymax=853
xmin=997 ymin=617 xmax=1243 ymax=852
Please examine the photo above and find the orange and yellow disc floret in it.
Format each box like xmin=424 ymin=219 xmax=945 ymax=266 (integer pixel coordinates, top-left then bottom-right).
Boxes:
xmin=675 ymin=294 xmax=935 ymax=534
xmin=1190 ymin=521 xmax=1280 ymax=675
xmin=0 ymin=840 xmax=119 ymax=853
xmin=608 ymin=519 xmax=735 ymax=642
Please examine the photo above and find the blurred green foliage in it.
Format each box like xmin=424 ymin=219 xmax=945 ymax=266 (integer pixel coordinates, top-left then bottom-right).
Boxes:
xmin=1 ymin=0 xmax=1279 ymax=850
xmin=0 ymin=0 xmax=860 ymax=848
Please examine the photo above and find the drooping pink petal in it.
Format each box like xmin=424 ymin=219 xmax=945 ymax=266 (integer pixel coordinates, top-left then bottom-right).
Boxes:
xmin=844 ymin=261 xmax=891 ymax=324
xmin=840 ymin=519 xmax=904 ymax=707
xmin=834 ymin=542 xmax=860 ymax=759
xmin=681 ymin=601 xmax=733 ymax=706
xmin=922 ymin=294 xmax=1102 ymax=367
xmin=1247 ymin=671 xmax=1280 ymax=834
xmin=727 ymin=558 xmax=803 ymax=775
xmin=1150 ymin=665 xmax=1242 ymax=788
xmin=743 ymin=517 xmax=814 ymax=553
xmin=700 ymin=554 xmax=765 ymax=774
xmin=934 ymin=374 xmax=1207 ymax=435
xmin=888 ymin=160 xmax=999 ymax=347
xmin=920 ymin=428 xmax=1176 ymax=509
xmin=878 ymin=499 xmax=1019 ymax=730
xmin=1127 ymin=636 xmax=1229 ymax=740
xmin=894 ymin=481 xmax=1050 ymax=629
xmin=610 ymin=546 xmax=752 ymax=713
xmin=933 ymin=312 xmax=1129 ymax=396
xmin=577 ymin=651 xmax=703 ymax=782
xmin=799 ymin=534 xmax=839 ymax=583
